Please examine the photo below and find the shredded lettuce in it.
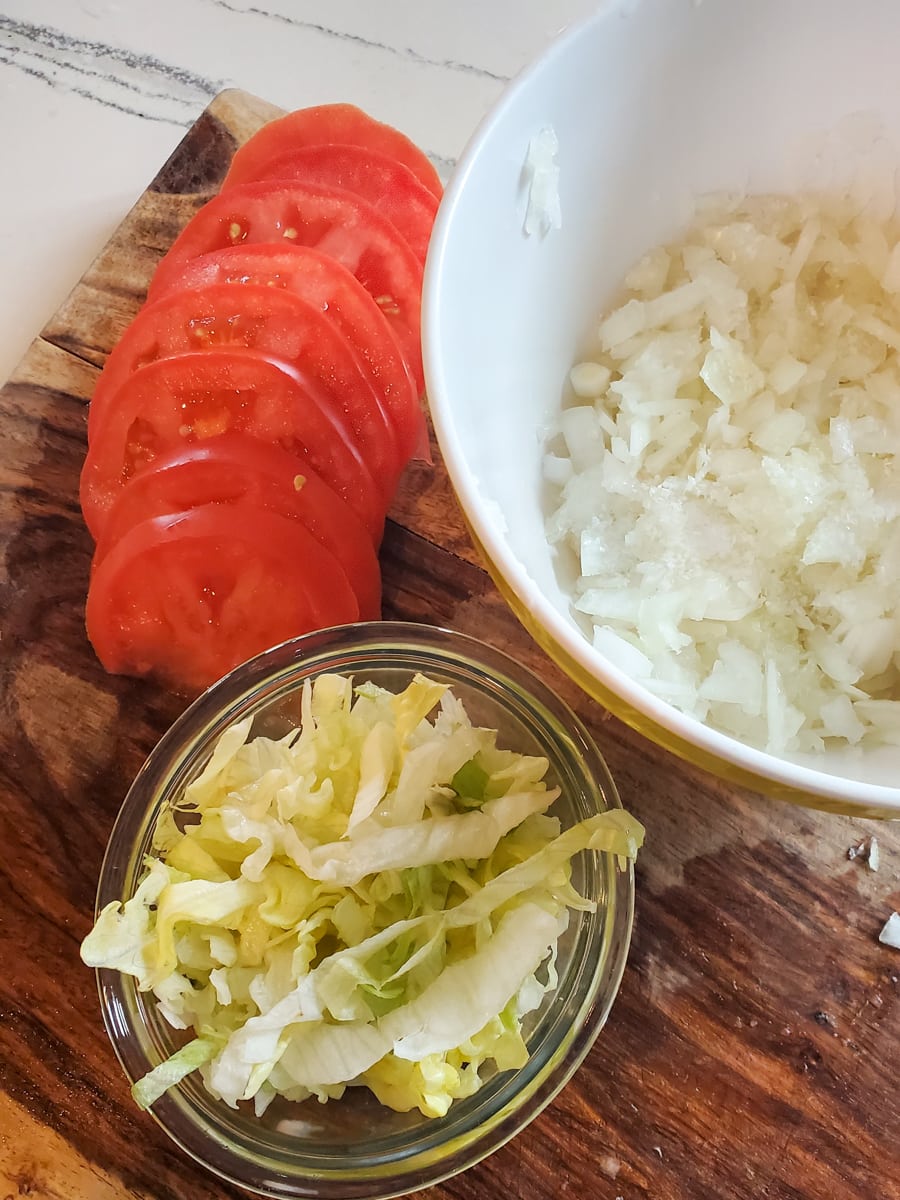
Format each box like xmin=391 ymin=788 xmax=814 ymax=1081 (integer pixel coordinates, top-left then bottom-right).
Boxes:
xmin=130 ymin=1035 xmax=221 ymax=1109
xmin=82 ymin=673 xmax=643 ymax=1116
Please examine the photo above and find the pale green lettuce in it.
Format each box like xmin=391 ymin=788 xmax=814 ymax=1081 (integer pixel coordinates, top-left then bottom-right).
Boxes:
xmin=82 ymin=672 xmax=644 ymax=1116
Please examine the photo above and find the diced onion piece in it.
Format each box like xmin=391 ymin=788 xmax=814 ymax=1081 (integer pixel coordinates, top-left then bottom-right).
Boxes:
xmin=570 ymin=361 xmax=612 ymax=399
xmin=592 ymin=626 xmax=654 ymax=677
xmin=523 ymin=126 xmax=561 ymax=237
xmin=879 ymin=912 xmax=900 ymax=950
xmin=868 ymin=837 xmax=880 ymax=872
xmin=599 ymin=299 xmax=645 ymax=351
xmin=700 ymin=328 xmax=765 ymax=406
xmin=560 ymin=406 xmax=605 ymax=471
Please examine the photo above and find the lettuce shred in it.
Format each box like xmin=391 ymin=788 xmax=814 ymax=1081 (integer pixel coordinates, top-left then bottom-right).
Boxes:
xmin=81 ymin=673 xmax=643 ymax=1117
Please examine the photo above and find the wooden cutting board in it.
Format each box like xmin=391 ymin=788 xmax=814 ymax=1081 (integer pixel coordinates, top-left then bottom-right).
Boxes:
xmin=0 ymin=89 xmax=898 ymax=1200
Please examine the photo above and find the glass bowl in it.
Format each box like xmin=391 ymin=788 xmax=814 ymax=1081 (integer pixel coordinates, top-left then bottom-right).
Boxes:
xmin=92 ymin=622 xmax=634 ymax=1199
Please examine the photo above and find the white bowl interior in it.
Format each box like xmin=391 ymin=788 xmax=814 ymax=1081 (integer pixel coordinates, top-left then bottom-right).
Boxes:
xmin=424 ymin=0 xmax=900 ymax=812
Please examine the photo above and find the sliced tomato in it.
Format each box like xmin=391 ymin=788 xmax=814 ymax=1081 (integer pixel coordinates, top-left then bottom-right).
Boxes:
xmin=221 ymin=103 xmax=443 ymax=201
xmin=243 ymin=145 xmax=438 ymax=265
xmin=87 ymin=283 xmax=401 ymax=495
xmin=146 ymin=244 xmax=426 ymax=461
xmin=146 ymin=181 xmax=425 ymax=394
xmin=80 ymin=349 xmax=385 ymax=545
xmin=95 ymin=434 xmax=381 ymax=621
xmin=86 ymin=502 xmax=359 ymax=695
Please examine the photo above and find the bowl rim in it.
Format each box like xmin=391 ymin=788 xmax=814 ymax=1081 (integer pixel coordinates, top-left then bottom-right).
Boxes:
xmin=92 ymin=621 xmax=637 ymax=1198
xmin=421 ymin=6 xmax=900 ymax=818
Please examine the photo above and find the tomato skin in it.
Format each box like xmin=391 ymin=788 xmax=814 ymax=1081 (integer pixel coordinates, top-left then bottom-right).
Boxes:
xmin=95 ymin=434 xmax=382 ymax=621
xmin=146 ymin=181 xmax=425 ymax=395
xmin=222 ymin=103 xmax=443 ymax=200
xmin=86 ymin=502 xmax=360 ymax=695
xmin=244 ymin=144 xmax=438 ymax=265
xmin=146 ymin=244 xmax=426 ymax=461
xmin=87 ymin=283 xmax=401 ymax=494
xmin=80 ymin=349 xmax=385 ymax=545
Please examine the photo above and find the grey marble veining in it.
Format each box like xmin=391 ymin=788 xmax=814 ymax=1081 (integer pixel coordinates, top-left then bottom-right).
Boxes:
xmin=1 ymin=14 xmax=224 ymax=123
xmin=0 ymin=0 xmax=596 ymax=381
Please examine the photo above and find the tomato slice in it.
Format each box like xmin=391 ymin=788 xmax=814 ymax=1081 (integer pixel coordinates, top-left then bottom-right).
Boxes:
xmin=146 ymin=244 xmax=426 ymax=461
xmin=80 ymin=349 xmax=385 ymax=545
xmin=146 ymin=181 xmax=425 ymax=394
xmin=95 ymin=434 xmax=382 ymax=621
xmin=222 ymin=103 xmax=443 ymax=201
xmin=87 ymin=283 xmax=401 ymax=495
xmin=243 ymin=145 xmax=438 ymax=265
xmin=86 ymin=502 xmax=360 ymax=695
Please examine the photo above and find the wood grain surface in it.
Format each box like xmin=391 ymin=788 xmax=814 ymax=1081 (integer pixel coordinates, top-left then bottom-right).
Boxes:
xmin=1 ymin=89 xmax=898 ymax=1200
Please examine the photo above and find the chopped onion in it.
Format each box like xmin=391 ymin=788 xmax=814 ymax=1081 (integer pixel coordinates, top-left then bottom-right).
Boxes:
xmin=879 ymin=912 xmax=900 ymax=950
xmin=523 ymin=127 xmax=561 ymax=238
xmin=545 ymin=194 xmax=900 ymax=753
xmin=868 ymin=836 xmax=880 ymax=872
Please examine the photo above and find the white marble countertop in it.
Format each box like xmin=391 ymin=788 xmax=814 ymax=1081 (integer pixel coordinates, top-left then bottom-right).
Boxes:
xmin=0 ymin=0 xmax=596 ymax=384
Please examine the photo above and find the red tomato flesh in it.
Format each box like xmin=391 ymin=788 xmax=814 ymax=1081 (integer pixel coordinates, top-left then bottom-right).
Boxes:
xmin=87 ymin=283 xmax=401 ymax=496
xmin=146 ymin=181 xmax=425 ymax=394
xmin=86 ymin=502 xmax=359 ymax=695
xmin=146 ymin=244 xmax=426 ymax=461
xmin=80 ymin=349 xmax=386 ymax=545
xmin=95 ymin=434 xmax=382 ymax=621
xmin=244 ymin=144 xmax=438 ymax=265
xmin=221 ymin=103 xmax=443 ymax=201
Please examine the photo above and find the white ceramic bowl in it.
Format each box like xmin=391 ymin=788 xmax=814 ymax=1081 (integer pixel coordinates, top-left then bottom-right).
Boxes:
xmin=423 ymin=0 xmax=900 ymax=817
